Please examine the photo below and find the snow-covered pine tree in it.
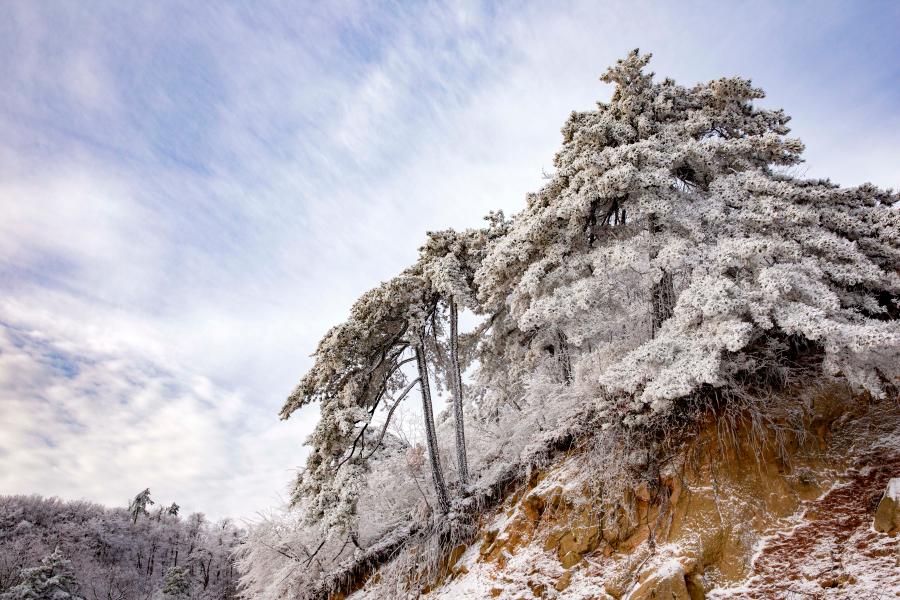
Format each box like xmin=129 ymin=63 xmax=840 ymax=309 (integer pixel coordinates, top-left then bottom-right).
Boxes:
xmin=160 ymin=566 xmax=189 ymax=598
xmin=0 ymin=548 xmax=83 ymax=600
xmin=474 ymin=49 xmax=899 ymax=424
xmin=129 ymin=488 xmax=155 ymax=525
xmin=412 ymin=322 xmax=451 ymax=514
xmin=282 ymin=267 xmax=455 ymax=530
xmin=281 ymin=212 xmax=511 ymax=531
xmin=418 ymin=212 xmax=510 ymax=486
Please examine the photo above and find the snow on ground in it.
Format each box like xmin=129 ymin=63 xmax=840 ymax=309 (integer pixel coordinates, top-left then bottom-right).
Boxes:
xmin=885 ymin=478 xmax=900 ymax=503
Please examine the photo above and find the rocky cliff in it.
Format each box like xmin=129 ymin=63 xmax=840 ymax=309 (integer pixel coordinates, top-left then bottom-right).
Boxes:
xmin=350 ymin=387 xmax=899 ymax=599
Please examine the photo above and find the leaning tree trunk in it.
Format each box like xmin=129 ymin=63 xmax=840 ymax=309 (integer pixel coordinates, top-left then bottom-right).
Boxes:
xmin=449 ymin=299 xmax=469 ymax=486
xmin=415 ymin=337 xmax=451 ymax=515
xmin=648 ymin=213 xmax=675 ymax=338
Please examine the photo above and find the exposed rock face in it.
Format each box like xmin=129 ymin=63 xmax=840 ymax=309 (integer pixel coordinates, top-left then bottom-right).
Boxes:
xmin=402 ymin=389 xmax=900 ymax=599
xmin=627 ymin=560 xmax=691 ymax=600
xmin=874 ymin=478 xmax=899 ymax=535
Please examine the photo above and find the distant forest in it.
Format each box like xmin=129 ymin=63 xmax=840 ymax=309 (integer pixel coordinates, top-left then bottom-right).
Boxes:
xmin=0 ymin=492 xmax=240 ymax=599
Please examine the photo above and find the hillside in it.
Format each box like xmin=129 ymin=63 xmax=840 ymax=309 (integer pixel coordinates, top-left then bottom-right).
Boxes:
xmin=405 ymin=387 xmax=899 ymax=598
xmin=0 ymin=493 xmax=240 ymax=599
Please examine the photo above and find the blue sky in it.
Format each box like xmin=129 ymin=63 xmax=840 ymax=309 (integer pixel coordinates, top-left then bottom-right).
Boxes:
xmin=1 ymin=1 xmax=898 ymax=519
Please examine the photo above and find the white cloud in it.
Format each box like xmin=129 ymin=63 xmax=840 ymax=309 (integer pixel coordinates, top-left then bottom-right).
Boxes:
xmin=0 ymin=169 xmax=165 ymax=304
xmin=0 ymin=312 xmax=314 ymax=520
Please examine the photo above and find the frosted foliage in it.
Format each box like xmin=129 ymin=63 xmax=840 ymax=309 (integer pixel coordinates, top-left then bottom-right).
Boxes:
xmin=281 ymin=215 xmax=508 ymax=532
xmin=0 ymin=548 xmax=83 ymax=600
xmin=234 ymin=511 xmax=327 ymax=600
xmin=475 ymin=50 xmax=899 ymax=419
xmin=161 ymin=567 xmax=189 ymax=598
xmin=419 ymin=213 xmax=509 ymax=310
xmin=280 ymin=270 xmax=429 ymax=531
xmin=0 ymin=495 xmax=240 ymax=599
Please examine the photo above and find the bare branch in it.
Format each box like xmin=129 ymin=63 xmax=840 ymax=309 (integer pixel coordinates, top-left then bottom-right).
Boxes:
xmin=363 ymin=378 xmax=421 ymax=460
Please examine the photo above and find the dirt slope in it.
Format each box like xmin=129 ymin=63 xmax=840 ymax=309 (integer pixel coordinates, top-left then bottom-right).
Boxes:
xmin=350 ymin=389 xmax=899 ymax=599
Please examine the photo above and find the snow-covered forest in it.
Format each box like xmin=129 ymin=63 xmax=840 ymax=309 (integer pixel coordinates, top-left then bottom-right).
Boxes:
xmin=238 ymin=51 xmax=900 ymax=598
xmin=0 ymin=491 xmax=240 ymax=599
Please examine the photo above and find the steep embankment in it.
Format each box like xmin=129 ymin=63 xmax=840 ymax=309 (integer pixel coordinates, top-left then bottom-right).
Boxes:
xmin=351 ymin=388 xmax=899 ymax=599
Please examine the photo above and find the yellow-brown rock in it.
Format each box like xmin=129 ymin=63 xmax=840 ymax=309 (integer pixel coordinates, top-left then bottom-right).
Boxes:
xmin=634 ymin=482 xmax=652 ymax=502
xmin=684 ymin=572 xmax=706 ymax=600
xmin=527 ymin=579 xmax=546 ymax=597
xmin=554 ymin=570 xmax=572 ymax=592
xmin=557 ymin=531 xmax=582 ymax=568
xmin=543 ymin=528 xmax=565 ymax=553
xmin=448 ymin=543 xmax=466 ymax=567
xmin=523 ymin=494 xmax=546 ymax=523
xmin=873 ymin=478 xmax=899 ymax=534
xmin=545 ymin=486 xmax=566 ymax=512
xmin=480 ymin=529 xmax=499 ymax=557
xmin=627 ymin=561 xmax=690 ymax=600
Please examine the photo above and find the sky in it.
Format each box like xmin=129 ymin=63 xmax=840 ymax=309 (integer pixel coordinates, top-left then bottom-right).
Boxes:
xmin=1 ymin=1 xmax=898 ymax=520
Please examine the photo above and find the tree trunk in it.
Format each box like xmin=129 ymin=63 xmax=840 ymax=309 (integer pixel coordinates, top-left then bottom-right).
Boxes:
xmin=147 ymin=541 xmax=155 ymax=576
xmin=557 ymin=330 xmax=573 ymax=384
xmin=415 ymin=339 xmax=450 ymax=515
xmin=651 ymin=271 xmax=675 ymax=337
xmin=449 ymin=300 xmax=469 ymax=486
xmin=203 ymin=557 xmax=211 ymax=589
xmin=648 ymin=213 xmax=675 ymax=338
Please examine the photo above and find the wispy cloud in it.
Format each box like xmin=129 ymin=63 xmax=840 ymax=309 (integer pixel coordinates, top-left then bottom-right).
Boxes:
xmin=1 ymin=0 xmax=897 ymax=518
xmin=0 ymin=313 xmax=299 ymax=518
